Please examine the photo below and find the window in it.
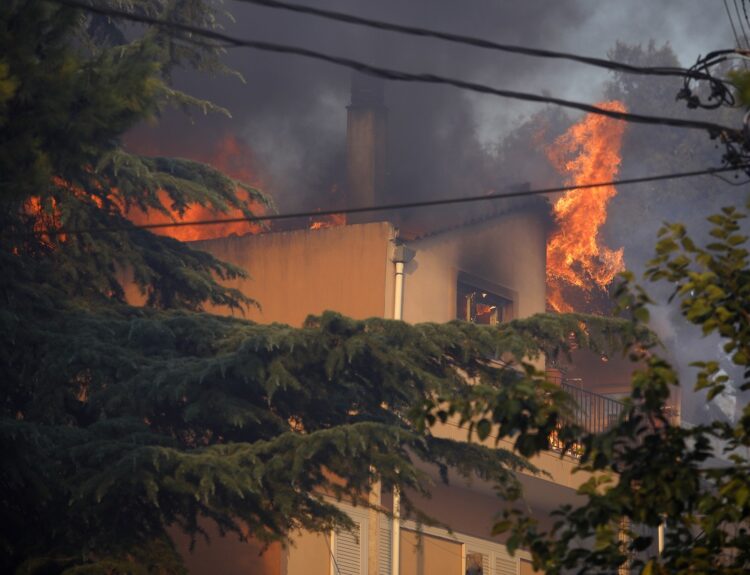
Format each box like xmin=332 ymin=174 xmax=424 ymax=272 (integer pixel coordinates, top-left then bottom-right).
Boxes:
xmin=457 ymin=272 xmax=515 ymax=325
xmin=466 ymin=551 xmax=488 ymax=575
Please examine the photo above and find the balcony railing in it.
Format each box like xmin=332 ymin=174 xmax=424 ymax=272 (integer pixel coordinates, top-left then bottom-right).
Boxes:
xmin=560 ymin=381 xmax=625 ymax=434
xmin=547 ymin=377 xmax=625 ymax=456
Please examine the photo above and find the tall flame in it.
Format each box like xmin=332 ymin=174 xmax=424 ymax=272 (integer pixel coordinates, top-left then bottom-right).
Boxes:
xmin=125 ymin=134 xmax=266 ymax=242
xmin=546 ymin=101 xmax=627 ymax=313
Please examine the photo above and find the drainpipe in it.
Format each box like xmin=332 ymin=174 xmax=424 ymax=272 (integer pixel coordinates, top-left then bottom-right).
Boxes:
xmin=391 ymin=487 xmax=401 ymax=575
xmin=393 ymin=260 xmax=405 ymax=321
xmin=390 ymin=242 xmax=415 ymax=575
xmin=391 ymin=243 xmax=415 ymax=321
xmin=658 ymin=521 xmax=665 ymax=555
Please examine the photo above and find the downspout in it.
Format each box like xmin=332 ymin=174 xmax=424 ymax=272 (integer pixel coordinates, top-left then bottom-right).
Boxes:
xmin=393 ymin=260 xmax=405 ymax=321
xmin=658 ymin=521 xmax=665 ymax=555
xmin=390 ymin=242 xmax=415 ymax=575
xmin=392 ymin=244 xmax=414 ymax=321
xmin=391 ymin=485 xmax=400 ymax=575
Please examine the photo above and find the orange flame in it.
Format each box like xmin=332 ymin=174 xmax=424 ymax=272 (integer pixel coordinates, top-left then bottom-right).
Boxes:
xmin=24 ymin=195 xmax=63 ymax=246
xmin=546 ymin=101 xmax=627 ymax=313
xmin=309 ymin=213 xmax=347 ymax=230
xmin=125 ymin=134 xmax=267 ymax=242
xmin=23 ymin=176 xmax=102 ymax=245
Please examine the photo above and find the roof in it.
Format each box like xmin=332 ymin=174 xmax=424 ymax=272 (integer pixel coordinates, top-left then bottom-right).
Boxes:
xmin=392 ymin=190 xmax=553 ymax=241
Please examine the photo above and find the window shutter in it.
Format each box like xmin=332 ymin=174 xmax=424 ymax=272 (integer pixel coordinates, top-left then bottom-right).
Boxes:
xmin=493 ymin=550 xmax=517 ymax=575
xmin=335 ymin=522 xmax=363 ymax=575
xmin=378 ymin=514 xmax=391 ymax=575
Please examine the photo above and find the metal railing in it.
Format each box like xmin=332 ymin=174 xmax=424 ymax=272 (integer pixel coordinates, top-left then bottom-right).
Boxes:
xmin=560 ymin=381 xmax=625 ymax=434
xmin=546 ymin=375 xmax=626 ymax=456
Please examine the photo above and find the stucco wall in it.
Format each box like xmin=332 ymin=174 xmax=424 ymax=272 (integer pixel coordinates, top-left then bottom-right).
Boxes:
xmin=170 ymin=523 xmax=282 ymax=575
xmin=402 ymin=210 xmax=547 ymax=325
xmin=191 ymin=222 xmax=396 ymax=326
xmin=403 ymin=427 xmax=585 ymax=543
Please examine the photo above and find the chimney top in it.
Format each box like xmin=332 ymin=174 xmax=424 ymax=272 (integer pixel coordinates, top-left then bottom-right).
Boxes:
xmin=350 ymin=72 xmax=385 ymax=108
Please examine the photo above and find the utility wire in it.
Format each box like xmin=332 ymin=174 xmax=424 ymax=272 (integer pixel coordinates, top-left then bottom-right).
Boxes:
xmin=50 ymin=0 xmax=738 ymax=139
xmin=725 ymin=0 xmax=745 ymax=49
xmin=234 ymin=0 xmax=714 ymax=83
xmin=14 ymin=165 xmax=748 ymax=238
xmin=733 ymin=0 xmax=750 ymax=48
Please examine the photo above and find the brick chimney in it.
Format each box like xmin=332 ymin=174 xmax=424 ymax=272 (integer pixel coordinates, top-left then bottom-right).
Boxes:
xmin=346 ymin=72 xmax=387 ymax=222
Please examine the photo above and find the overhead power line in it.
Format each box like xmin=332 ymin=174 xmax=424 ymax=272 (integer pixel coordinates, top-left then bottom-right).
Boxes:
xmin=725 ymin=0 xmax=745 ymax=49
xmin=15 ymin=164 xmax=748 ymax=238
xmin=733 ymin=0 xmax=750 ymax=49
xmin=235 ymin=0 xmax=715 ymax=82
xmin=51 ymin=0 xmax=738 ymax=139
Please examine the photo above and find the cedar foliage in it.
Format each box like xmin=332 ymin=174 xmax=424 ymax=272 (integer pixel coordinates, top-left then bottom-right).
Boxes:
xmin=0 ymin=2 xmax=643 ymax=573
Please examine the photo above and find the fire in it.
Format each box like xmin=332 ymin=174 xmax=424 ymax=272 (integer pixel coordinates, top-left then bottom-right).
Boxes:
xmin=21 ymin=135 xmax=267 ymax=247
xmin=309 ymin=213 xmax=346 ymax=230
xmin=546 ymin=101 xmax=627 ymax=313
xmin=24 ymin=195 xmax=63 ymax=246
xmin=125 ymin=134 xmax=267 ymax=242
xmin=309 ymin=184 xmax=346 ymax=230
xmin=23 ymin=176 xmax=103 ymax=245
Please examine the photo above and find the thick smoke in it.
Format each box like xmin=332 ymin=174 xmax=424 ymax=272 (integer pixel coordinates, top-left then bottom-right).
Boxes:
xmin=132 ymin=0 xmax=727 ymax=211
xmin=127 ymin=0 xmax=743 ymax=424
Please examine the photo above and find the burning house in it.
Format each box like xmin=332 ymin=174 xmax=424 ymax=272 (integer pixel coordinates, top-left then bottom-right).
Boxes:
xmin=127 ymin=74 xmax=663 ymax=575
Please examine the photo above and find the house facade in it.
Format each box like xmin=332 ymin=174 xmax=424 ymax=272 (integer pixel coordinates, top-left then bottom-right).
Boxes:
xmin=164 ymin=206 xmax=605 ymax=575
xmin=150 ymin=73 xmax=640 ymax=575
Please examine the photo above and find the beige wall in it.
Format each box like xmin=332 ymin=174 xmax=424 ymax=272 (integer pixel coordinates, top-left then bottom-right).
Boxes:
xmin=125 ymin=211 xmax=545 ymax=328
xmin=402 ymin=210 xmax=547 ymax=325
xmin=170 ymin=523 xmax=282 ymax=575
xmin=191 ymin=222 xmax=396 ymax=326
xmin=430 ymin=417 xmax=589 ymax=496
xmin=401 ymin=465 xmax=582 ymax=544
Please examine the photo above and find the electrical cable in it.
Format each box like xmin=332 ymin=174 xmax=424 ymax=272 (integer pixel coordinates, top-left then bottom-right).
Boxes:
xmin=11 ymin=164 xmax=748 ymax=239
xmin=733 ymin=0 xmax=750 ymax=48
xmin=711 ymin=172 xmax=750 ymax=186
xmin=725 ymin=0 xmax=745 ymax=49
xmin=733 ymin=0 xmax=750 ymax=70
xmin=49 ymin=0 xmax=739 ymax=139
xmin=233 ymin=0 xmax=715 ymax=83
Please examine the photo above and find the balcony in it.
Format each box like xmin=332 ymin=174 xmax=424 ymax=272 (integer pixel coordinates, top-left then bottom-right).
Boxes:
xmin=560 ymin=380 xmax=625 ymax=434
xmin=547 ymin=374 xmax=626 ymax=456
